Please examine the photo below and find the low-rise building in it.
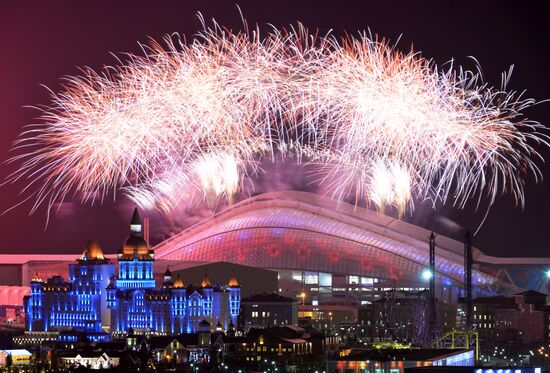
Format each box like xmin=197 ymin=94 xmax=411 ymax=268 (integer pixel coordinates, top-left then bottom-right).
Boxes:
xmin=240 ymin=293 xmax=297 ymax=331
xmin=473 ymin=290 xmax=548 ymax=345
xmin=358 ymin=291 xmax=460 ymax=344
xmin=148 ymin=331 xmax=224 ymax=365
xmin=0 ymin=349 xmax=32 ymax=367
xmin=59 ymin=351 xmax=120 ymax=370
xmin=222 ymin=325 xmax=326 ymax=369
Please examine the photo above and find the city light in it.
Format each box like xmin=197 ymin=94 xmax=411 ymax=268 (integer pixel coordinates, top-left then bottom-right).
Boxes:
xmin=2 ymin=5 xmax=549 ymax=373
xmin=421 ymin=269 xmax=433 ymax=281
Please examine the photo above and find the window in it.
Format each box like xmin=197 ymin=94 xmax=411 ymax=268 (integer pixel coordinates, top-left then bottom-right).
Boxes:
xmin=319 ymin=273 xmax=332 ymax=287
xmin=252 ymin=311 xmax=258 ymax=318
xmin=348 ymin=276 xmax=359 ymax=285
xmin=361 ymin=277 xmax=374 ymax=285
xmin=304 ymin=272 xmax=319 ymax=285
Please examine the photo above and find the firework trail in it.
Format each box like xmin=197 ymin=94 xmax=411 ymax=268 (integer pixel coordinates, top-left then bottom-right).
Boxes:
xmin=5 ymin=17 xmax=548 ymax=217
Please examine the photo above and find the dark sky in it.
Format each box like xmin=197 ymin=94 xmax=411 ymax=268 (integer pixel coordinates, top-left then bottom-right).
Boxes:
xmin=0 ymin=0 xmax=549 ymax=257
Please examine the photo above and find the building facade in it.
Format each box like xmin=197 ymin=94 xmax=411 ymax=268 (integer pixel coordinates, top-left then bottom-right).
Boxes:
xmin=473 ymin=290 xmax=548 ymax=345
xmin=106 ymin=209 xmax=241 ymax=334
xmin=240 ymin=293 xmax=298 ymax=332
xmin=24 ymin=240 xmax=115 ymax=335
xmin=24 ymin=209 xmax=241 ymax=337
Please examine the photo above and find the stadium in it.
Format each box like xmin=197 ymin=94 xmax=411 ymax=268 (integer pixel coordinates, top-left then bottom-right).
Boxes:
xmin=153 ymin=191 xmax=550 ymax=305
xmin=1 ymin=191 xmax=550 ymax=310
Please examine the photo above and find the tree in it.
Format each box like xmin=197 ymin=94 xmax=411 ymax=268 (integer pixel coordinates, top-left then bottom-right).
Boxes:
xmin=6 ymin=353 xmax=13 ymax=371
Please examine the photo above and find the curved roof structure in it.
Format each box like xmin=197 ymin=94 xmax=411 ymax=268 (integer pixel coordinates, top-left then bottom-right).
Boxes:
xmin=154 ymin=191 xmax=495 ymax=286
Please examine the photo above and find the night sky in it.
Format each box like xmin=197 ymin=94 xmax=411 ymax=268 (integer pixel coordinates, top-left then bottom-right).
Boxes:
xmin=1 ymin=0 xmax=549 ymax=257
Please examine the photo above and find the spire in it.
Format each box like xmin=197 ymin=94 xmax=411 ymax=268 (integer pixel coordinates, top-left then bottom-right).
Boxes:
xmin=201 ymin=273 xmax=212 ymax=288
xmin=129 ymin=207 xmax=142 ymax=236
xmin=228 ymin=272 xmax=240 ymax=287
xmin=163 ymin=267 xmax=173 ymax=285
xmin=120 ymin=207 xmax=152 ymax=260
xmin=80 ymin=240 xmax=105 ymax=261
xmin=173 ymin=274 xmax=185 ymax=288
xmin=130 ymin=207 xmax=142 ymax=225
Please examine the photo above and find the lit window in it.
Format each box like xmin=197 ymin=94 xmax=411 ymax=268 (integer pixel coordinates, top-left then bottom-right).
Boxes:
xmin=292 ymin=272 xmax=303 ymax=282
xmin=348 ymin=276 xmax=359 ymax=284
xmin=304 ymin=272 xmax=318 ymax=285
xmin=361 ymin=277 xmax=374 ymax=285
xmin=319 ymin=273 xmax=332 ymax=287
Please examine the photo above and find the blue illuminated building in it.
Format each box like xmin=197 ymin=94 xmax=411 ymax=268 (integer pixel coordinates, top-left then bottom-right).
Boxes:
xmin=24 ymin=240 xmax=115 ymax=341
xmin=24 ymin=208 xmax=241 ymax=339
xmin=107 ymin=209 xmax=240 ymax=334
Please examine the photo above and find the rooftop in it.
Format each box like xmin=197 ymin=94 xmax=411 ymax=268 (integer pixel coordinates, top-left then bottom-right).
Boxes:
xmin=242 ymin=293 xmax=296 ymax=303
xmin=332 ymin=348 xmax=472 ymax=362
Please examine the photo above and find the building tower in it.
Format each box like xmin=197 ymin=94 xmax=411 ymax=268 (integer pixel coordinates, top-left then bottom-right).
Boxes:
xmin=109 ymin=208 xmax=156 ymax=332
xmin=116 ymin=208 xmax=155 ymax=290
xmin=201 ymin=273 xmax=213 ymax=317
xmin=464 ymin=231 xmax=473 ymax=330
xmin=171 ymin=275 xmax=187 ymax=334
xmin=70 ymin=240 xmax=115 ymax=331
xmin=25 ymin=274 xmax=44 ymax=332
xmin=23 ymin=241 xmax=115 ymax=337
xmin=227 ymin=273 xmax=241 ymax=328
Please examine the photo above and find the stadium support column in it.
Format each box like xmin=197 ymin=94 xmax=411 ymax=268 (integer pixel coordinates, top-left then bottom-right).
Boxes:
xmin=464 ymin=231 xmax=473 ymax=331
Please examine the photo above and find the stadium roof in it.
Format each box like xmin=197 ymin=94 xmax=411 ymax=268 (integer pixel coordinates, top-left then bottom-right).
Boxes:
xmin=154 ymin=191 xmax=502 ymax=285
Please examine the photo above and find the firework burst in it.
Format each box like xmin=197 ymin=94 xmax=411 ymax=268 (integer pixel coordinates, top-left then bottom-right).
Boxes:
xmin=5 ymin=17 xmax=548 ymax=217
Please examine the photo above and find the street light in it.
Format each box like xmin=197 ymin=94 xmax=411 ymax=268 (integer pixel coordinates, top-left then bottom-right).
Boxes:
xmin=421 ymin=269 xmax=433 ymax=281
xmin=546 ymin=269 xmax=550 ymax=278
xmin=300 ymin=292 xmax=306 ymax=305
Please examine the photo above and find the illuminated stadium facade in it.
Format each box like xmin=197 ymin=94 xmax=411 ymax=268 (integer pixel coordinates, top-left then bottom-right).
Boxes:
xmin=154 ymin=191 xmax=550 ymax=305
xmin=2 ymin=192 xmax=550 ymax=310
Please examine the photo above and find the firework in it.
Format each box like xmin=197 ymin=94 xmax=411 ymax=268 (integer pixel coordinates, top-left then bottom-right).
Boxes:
xmin=5 ymin=18 xmax=548 ymax=216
